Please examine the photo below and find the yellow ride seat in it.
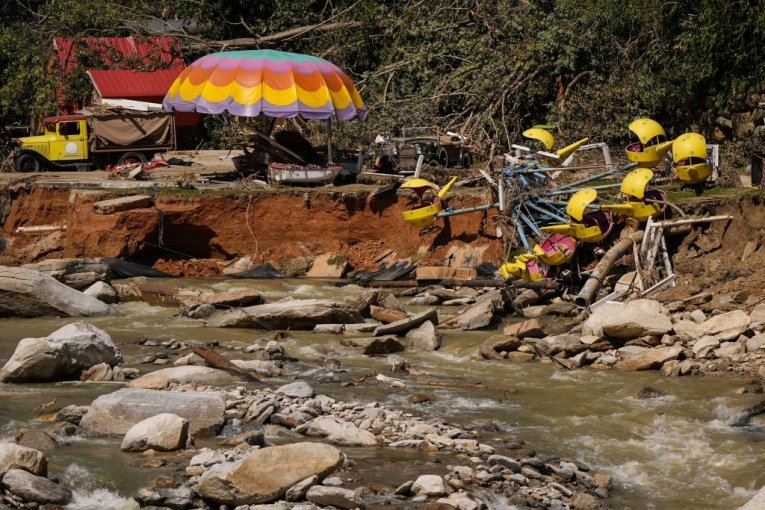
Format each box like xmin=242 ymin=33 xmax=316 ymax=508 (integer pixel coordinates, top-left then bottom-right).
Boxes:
xmin=672 ymin=133 xmax=712 ymax=185
xmin=625 ymin=118 xmax=672 ymax=168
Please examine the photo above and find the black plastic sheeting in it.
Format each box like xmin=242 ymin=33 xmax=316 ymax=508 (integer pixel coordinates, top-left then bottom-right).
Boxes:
xmin=351 ymin=260 xmax=417 ymax=282
xmin=476 ymin=262 xmax=499 ymax=278
xmin=231 ymin=263 xmax=285 ymax=279
xmin=103 ymin=258 xmax=174 ymax=279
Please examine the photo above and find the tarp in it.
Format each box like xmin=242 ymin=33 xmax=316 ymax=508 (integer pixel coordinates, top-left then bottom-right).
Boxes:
xmin=351 ymin=260 xmax=417 ymax=282
xmin=103 ymin=258 xmax=174 ymax=279
xmin=91 ymin=111 xmax=173 ymax=148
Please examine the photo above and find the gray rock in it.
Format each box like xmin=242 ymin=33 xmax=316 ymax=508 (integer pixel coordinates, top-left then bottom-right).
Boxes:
xmin=78 ymin=388 xmax=225 ymax=438
xmin=83 ymin=281 xmax=117 ymax=304
xmin=303 ymin=416 xmax=378 ymax=447
xmin=405 ymin=320 xmax=442 ymax=351
xmin=21 ymin=258 xmax=109 ymax=291
xmin=441 ymin=290 xmax=504 ymax=331
xmin=697 ymin=310 xmax=751 ymax=340
xmin=55 ymin=405 xmax=89 ymax=425
xmin=207 ymin=299 xmax=363 ymax=329
xmin=286 ymin=475 xmax=318 ymax=502
xmin=0 ymin=443 xmax=47 ymax=477
xmin=276 ymin=381 xmax=315 ymax=398
xmin=740 ymin=483 xmax=765 ymax=510
xmin=411 ymin=474 xmax=447 ymax=497
xmin=190 ymin=448 xmax=227 ymax=467
xmin=715 ymin=341 xmax=745 ymax=359
xmin=305 ymin=486 xmax=363 ymax=509
xmin=692 ymin=335 xmax=723 ymax=358
xmin=231 ymin=359 xmax=282 ymax=377
xmin=487 ymin=455 xmax=522 ymax=473
xmin=747 ymin=334 xmax=765 ymax=353
xmin=690 ymin=309 xmax=706 ymax=324
xmin=0 ymin=266 xmax=117 ymax=317
xmin=0 ymin=322 xmax=122 ymax=383
xmin=673 ymin=320 xmax=702 ymax=342
xmin=129 ymin=366 xmax=239 ymax=390
xmin=120 ymin=413 xmax=189 ymax=452
xmin=1 ymin=468 xmax=71 ymax=505
xmin=197 ymin=442 xmax=343 ymax=505
xmin=323 ymin=476 xmax=343 ymax=487
xmin=374 ymin=308 xmax=439 ymax=336
xmin=14 ymin=429 xmax=56 ymax=452
xmin=615 ymin=345 xmax=683 ymax=371
xmin=601 ymin=300 xmax=672 ymax=340
xmin=409 ymin=294 xmax=441 ymax=306
xmin=536 ymin=335 xmax=583 ymax=356
xmin=134 ymin=486 xmax=194 ymax=509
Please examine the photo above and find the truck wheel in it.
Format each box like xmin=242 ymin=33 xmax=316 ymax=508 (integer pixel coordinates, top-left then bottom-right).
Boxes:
xmin=437 ymin=147 xmax=449 ymax=168
xmin=14 ymin=153 xmax=41 ymax=173
xmin=118 ymin=152 xmax=147 ymax=165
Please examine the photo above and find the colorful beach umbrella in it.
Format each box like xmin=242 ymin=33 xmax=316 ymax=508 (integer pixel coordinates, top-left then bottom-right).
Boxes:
xmin=162 ymin=49 xmax=367 ymax=121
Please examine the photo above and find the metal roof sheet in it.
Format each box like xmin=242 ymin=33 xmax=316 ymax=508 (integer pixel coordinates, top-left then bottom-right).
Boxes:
xmin=54 ymin=36 xmax=185 ymax=72
xmin=88 ymin=69 xmax=182 ymax=101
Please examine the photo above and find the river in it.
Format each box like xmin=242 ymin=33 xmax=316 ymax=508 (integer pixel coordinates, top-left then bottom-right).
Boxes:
xmin=0 ymin=278 xmax=762 ymax=509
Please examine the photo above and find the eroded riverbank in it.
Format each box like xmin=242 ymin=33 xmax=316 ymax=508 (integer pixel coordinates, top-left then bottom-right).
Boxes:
xmin=1 ymin=278 xmax=764 ymax=509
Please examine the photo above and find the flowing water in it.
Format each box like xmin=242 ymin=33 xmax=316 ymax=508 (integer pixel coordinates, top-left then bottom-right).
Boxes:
xmin=0 ymin=278 xmax=763 ymax=509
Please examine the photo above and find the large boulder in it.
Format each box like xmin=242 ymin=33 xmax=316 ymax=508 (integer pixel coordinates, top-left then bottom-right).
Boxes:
xmin=441 ymin=290 xmax=505 ymax=331
xmin=78 ymin=388 xmax=225 ymax=438
xmin=584 ymin=300 xmax=671 ymax=340
xmin=207 ymin=299 xmax=363 ymax=329
xmin=83 ymin=281 xmax=117 ymax=304
xmin=197 ymin=442 xmax=343 ymax=505
xmin=129 ymin=366 xmax=239 ymax=390
xmin=303 ymin=416 xmax=378 ymax=447
xmin=696 ymin=310 xmax=751 ymax=341
xmin=1 ymin=469 xmax=71 ymax=505
xmin=373 ymin=308 xmax=439 ymax=336
xmin=405 ymin=320 xmax=442 ymax=351
xmin=0 ymin=443 xmax=47 ymax=477
xmin=0 ymin=323 xmax=122 ymax=383
xmin=120 ymin=413 xmax=189 ymax=452
xmin=615 ymin=345 xmax=683 ymax=371
xmin=0 ymin=266 xmax=117 ymax=318
xmin=22 ymin=258 xmax=109 ymax=290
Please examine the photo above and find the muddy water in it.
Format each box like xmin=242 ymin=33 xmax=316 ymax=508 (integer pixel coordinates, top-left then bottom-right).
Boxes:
xmin=1 ymin=278 xmax=764 ymax=510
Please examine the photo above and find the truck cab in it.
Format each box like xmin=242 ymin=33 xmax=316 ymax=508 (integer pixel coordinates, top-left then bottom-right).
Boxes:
xmin=14 ymin=115 xmax=89 ymax=172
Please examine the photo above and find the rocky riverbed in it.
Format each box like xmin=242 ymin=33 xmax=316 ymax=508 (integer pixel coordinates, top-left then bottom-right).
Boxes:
xmin=1 ymin=270 xmax=765 ymax=509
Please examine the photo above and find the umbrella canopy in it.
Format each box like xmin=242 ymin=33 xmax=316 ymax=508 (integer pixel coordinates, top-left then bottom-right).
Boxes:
xmin=162 ymin=49 xmax=368 ymax=121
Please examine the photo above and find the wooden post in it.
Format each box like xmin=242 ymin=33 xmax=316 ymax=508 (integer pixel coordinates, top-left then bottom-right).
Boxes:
xmin=327 ymin=118 xmax=333 ymax=163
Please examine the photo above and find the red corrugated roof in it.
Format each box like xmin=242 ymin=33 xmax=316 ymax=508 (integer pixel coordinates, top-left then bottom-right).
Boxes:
xmin=54 ymin=36 xmax=185 ymax=73
xmin=88 ymin=69 xmax=182 ymax=101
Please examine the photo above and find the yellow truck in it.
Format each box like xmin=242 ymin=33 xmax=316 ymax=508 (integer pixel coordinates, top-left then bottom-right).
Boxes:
xmin=13 ymin=110 xmax=175 ymax=172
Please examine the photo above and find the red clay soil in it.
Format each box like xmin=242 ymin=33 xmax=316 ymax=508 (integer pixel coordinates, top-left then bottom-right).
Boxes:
xmin=0 ymin=188 xmax=504 ymax=276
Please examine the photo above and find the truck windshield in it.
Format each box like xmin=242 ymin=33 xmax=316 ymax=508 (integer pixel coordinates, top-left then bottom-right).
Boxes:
xmin=43 ymin=123 xmax=56 ymax=134
xmin=59 ymin=122 xmax=80 ymax=136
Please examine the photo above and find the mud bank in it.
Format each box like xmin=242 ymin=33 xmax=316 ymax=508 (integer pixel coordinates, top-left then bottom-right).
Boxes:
xmin=0 ymin=187 xmax=503 ymax=275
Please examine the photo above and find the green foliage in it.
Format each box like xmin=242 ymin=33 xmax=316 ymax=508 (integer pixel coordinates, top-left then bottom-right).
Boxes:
xmin=1 ymin=0 xmax=763 ymax=153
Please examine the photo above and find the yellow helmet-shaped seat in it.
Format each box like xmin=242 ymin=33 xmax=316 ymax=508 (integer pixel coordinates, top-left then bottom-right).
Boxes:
xmin=400 ymin=177 xmax=458 ymax=228
xmin=625 ymin=118 xmax=672 ymax=168
xmin=672 ymin=133 xmax=712 ymax=185
xmin=523 ymin=128 xmax=555 ymax=151
xmin=599 ymin=169 xmax=663 ymax=222
xmin=540 ymin=188 xmax=613 ymax=243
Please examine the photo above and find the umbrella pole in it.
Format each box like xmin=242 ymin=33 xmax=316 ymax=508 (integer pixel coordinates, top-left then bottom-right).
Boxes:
xmin=327 ymin=118 xmax=333 ymax=163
